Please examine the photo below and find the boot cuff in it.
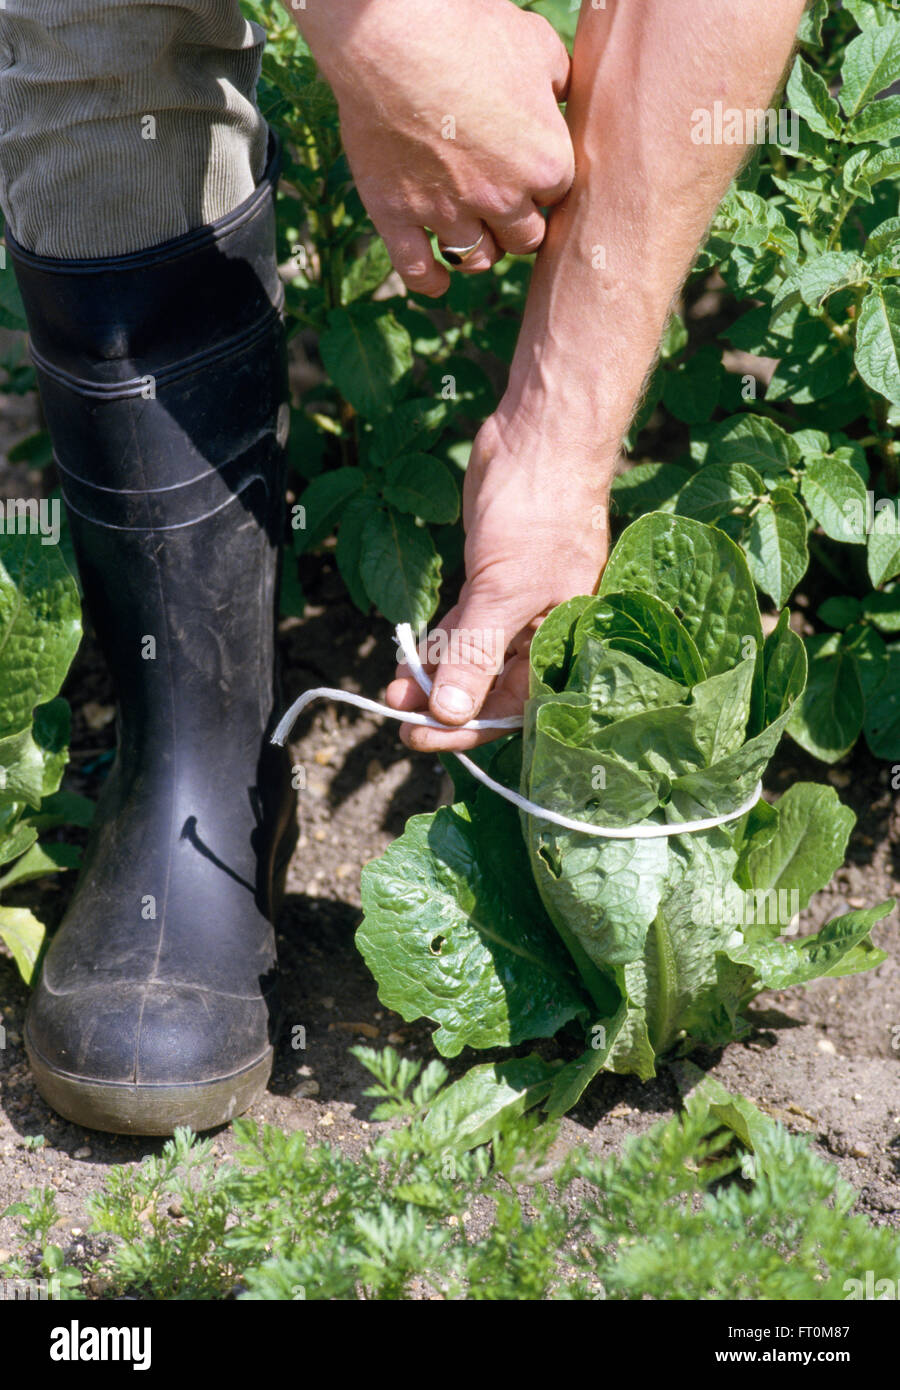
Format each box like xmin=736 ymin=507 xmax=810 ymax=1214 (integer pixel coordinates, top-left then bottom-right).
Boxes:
xmin=7 ymin=129 xmax=284 ymax=391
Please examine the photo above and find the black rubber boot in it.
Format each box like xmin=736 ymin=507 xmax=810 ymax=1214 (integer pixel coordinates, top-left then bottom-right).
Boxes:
xmin=8 ymin=134 xmax=296 ymax=1135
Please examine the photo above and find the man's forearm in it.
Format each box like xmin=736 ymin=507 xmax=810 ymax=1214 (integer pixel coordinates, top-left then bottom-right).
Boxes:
xmin=506 ymin=0 xmax=807 ymax=458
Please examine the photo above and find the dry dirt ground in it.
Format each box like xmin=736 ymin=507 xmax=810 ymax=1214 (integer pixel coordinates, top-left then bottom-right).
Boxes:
xmin=0 ymin=359 xmax=898 ymax=1290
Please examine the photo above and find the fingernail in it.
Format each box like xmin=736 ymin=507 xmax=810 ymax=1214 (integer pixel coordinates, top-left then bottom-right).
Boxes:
xmin=433 ymin=685 xmax=475 ymax=719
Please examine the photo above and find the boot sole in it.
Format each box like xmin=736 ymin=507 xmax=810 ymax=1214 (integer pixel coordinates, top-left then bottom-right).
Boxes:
xmin=25 ymin=1031 xmax=273 ymax=1136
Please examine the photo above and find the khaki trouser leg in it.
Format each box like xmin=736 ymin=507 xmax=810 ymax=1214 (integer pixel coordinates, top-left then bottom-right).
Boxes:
xmin=0 ymin=0 xmax=268 ymax=256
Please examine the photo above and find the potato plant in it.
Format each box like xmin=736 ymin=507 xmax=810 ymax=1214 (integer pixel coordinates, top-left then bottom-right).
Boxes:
xmin=616 ymin=0 xmax=900 ymax=763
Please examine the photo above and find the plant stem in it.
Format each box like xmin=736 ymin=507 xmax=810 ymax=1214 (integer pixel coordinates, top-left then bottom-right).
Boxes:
xmin=820 ymin=306 xmax=852 ymax=347
xmin=648 ymin=912 xmax=679 ymax=1056
xmin=826 ymin=191 xmax=855 ymax=252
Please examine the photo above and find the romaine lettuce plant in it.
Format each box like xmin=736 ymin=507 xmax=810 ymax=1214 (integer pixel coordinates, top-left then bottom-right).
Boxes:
xmin=357 ymin=514 xmax=892 ymax=1118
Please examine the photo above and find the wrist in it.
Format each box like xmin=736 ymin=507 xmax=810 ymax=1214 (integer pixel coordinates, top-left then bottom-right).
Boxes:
xmin=501 ymin=332 xmax=653 ymax=463
xmin=291 ymin=0 xmax=468 ymax=92
xmin=478 ymin=400 xmax=619 ymax=492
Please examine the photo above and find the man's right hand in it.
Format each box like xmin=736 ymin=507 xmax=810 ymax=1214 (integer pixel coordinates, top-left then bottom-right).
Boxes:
xmin=289 ymin=0 xmax=575 ymax=295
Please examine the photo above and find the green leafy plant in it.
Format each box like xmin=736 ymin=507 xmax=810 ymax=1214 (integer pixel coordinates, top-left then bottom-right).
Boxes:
xmin=615 ymin=0 xmax=900 ymax=762
xmin=0 ymin=1185 xmax=84 ymax=1300
xmin=0 ymin=216 xmax=50 ymax=468
xmin=0 ymin=534 xmax=92 ymax=982
xmin=357 ymin=513 xmax=892 ymax=1117
xmin=82 ymin=1048 xmax=551 ymax=1301
xmin=4 ymin=1046 xmax=898 ymax=1301
xmin=567 ymin=1072 xmax=900 ymax=1302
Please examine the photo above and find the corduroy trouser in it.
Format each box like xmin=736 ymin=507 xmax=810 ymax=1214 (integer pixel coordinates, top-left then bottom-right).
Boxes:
xmin=0 ymin=0 xmax=268 ymax=256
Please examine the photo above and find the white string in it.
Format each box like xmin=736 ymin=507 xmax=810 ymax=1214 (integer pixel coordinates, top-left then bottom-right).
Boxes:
xmin=271 ymin=621 xmax=762 ymax=841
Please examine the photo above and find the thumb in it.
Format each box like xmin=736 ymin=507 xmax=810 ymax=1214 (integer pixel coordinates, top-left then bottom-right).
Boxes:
xmin=428 ymin=600 xmax=514 ymax=726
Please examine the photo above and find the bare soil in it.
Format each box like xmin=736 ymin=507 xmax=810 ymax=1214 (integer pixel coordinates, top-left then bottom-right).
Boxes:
xmin=0 ymin=358 xmax=898 ymax=1288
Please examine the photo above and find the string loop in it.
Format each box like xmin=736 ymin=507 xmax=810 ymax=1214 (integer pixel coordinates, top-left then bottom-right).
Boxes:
xmin=270 ymin=621 xmax=762 ymax=841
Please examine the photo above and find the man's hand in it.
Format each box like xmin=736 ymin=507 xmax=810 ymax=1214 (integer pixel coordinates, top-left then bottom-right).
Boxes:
xmin=386 ymin=406 xmax=613 ymax=750
xmin=389 ymin=0 xmax=806 ymax=746
xmin=289 ymin=0 xmax=575 ymax=296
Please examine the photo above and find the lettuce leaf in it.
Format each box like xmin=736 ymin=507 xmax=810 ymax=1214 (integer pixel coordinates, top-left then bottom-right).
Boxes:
xmin=357 ymin=789 xmax=594 ymax=1057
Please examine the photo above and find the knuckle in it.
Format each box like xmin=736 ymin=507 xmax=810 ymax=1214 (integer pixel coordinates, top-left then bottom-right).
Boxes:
xmin=397 ymin=261 xmax=433 ymax=285
xmin=371 ymin=182 xmax=422 ymax=223
xmin=429 ymin=194 xmax=461 ymax=230
xmin=473 ymin=183 xmax=521 ymax=221
xmin=521 ymin=9 xmax=569 ymax=68
xmin=361 ymin=188 xmax=400 ymax=225
xmin=534 ymin=145 xmax=575 ymax=200
xmin=397 ymin=257 xmax=432 ymax=280
xmin=446 ymin=626 xmax=507 ymax=676
xmin=521 ymin=9 xmax=557 ymax=46
xmin=389 ymin=236 xmax=430 ymax=278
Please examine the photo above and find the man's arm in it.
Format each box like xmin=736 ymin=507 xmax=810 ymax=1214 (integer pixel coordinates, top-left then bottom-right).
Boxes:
xmin=283 ymin=0 xmax=575 ymax=296
xmin=391 ymin=0 xmax=808 ymax=748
